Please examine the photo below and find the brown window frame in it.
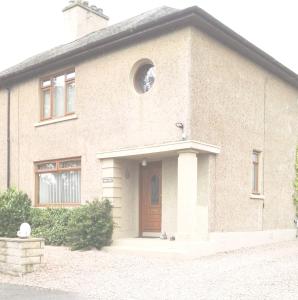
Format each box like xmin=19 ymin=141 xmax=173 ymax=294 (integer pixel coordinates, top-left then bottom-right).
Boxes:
xmin=252 ymin=151 xmax=260 ymax=194
xmin=35 ymin=157 xmax=81 ymax=207
xmin=40 ymin=69 xmax=75 ymax=121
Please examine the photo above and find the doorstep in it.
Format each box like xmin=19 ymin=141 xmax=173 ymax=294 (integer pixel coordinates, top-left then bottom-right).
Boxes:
xmin=102 ymin=238 xmax=217 ymax=259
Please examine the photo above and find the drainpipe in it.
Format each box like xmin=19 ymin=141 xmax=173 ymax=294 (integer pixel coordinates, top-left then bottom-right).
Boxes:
xmin=6 ymin=87 xmax=10 ymax=189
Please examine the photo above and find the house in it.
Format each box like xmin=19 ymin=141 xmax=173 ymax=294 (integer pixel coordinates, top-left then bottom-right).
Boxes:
xmin=0 ymin=1 xmax=298 ymax=243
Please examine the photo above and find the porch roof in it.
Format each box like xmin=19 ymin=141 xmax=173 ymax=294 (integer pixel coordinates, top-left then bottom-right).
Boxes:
xmin=96 ymin=140 xmax=220 ymax=160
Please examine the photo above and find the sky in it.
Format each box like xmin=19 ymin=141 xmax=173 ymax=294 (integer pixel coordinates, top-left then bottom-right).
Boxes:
xmin=0 ymin=0 xmax=297 ymax=73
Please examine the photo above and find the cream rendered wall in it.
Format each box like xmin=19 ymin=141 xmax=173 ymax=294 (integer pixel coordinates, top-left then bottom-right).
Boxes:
xmin=262 ymin=78 xmax=298 ymax=230
xmin=0 ymin=89 xmax=7 ymax=190
xmin=197 ymin=154 xmax=216 ymax=238
xmin=190 ymin=27 xmax=298 ymax=232
xmin=119 ymin=160 xmax=139 ymax=238
xmin=0 ymin=27 xmax=192 ymax=206
xmin=162 ymin=157 xmax=177 ymax=236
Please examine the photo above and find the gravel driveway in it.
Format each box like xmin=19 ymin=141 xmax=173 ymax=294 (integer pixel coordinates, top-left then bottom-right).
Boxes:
xmin=0 ymin=240 xmax=298 ymax=299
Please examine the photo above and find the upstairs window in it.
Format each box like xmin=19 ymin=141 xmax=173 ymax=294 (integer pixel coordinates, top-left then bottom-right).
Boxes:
xmin=134 ymin=63 xmax=155 ymax=94
xmin=252 ymin=151 xmax=260 ymax=194
xmin=131 ymin=59 xmax=156 ymax=94
xmin=40 ymin=70 xmax=75 ymax=121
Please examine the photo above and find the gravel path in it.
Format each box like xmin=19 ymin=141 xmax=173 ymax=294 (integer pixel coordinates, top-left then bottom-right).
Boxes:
xmin=1 ymin=241 xmax=298 ymax=299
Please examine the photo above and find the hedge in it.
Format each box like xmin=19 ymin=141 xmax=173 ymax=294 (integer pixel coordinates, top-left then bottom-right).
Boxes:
xmin=0 ymin=189 xmax=113 ymax=250
xmin=30 ymin=208 xmax=72 ymax=246
xmin=67 ymin=199 xmax=113 ymax=250
xmin=0 ymin=189 xmax=31 ymax=237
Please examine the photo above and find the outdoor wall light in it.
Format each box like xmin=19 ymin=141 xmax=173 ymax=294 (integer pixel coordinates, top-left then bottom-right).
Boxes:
xmin=141 ymin=159 xmax=147 ymax=167
xmin=175 ymin=122 xmax=184 ymax=129
xmin=175 ymin=122 xmax=186 ymax=140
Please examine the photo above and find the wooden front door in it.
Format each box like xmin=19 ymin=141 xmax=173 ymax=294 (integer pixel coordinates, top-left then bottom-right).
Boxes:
xmin=140 ymin=161 xmax=162 ymax=235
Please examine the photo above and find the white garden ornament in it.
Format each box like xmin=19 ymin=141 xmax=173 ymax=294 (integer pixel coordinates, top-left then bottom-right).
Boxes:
xmin=17 ymin=223 xmax=31 ymax=238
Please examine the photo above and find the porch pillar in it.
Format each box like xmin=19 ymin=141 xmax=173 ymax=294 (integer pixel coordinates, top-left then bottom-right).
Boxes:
xmin=176 ymin=151 xmax=199 ymax=240
xmin=101 ymin=159 xmax=122 ymax=237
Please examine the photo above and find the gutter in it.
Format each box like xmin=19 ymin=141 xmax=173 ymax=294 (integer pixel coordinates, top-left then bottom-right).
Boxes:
xmin=6 ymin=88 xmax=10 ymax=189
xmin=0 ymin=6 xmax=298 ymax=89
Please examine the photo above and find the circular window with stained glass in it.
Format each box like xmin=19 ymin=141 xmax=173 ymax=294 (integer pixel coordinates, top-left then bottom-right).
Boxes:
xmin=133 ymin=63 xmax=156 ymax=94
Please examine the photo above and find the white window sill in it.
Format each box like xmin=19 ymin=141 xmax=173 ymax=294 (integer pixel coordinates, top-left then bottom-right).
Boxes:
xmin=34 ymin=114 xmax=78 ymax=127
xmin=250 ymin=194 xmax=265 ymax=200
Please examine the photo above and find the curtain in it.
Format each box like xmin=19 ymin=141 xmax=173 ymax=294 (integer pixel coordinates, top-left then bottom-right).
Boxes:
xmin=39 ymin=171 xmax=81 ymax=204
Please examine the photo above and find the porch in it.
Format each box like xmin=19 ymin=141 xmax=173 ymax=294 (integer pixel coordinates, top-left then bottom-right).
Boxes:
xmin=96 ymin=140 xmax=220 ymax=241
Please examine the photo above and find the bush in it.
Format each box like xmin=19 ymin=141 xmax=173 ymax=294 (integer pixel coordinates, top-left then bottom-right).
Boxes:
xmin=67 ymin=199 xmax=114 ymax=250
xmin=30 ymin=208 xmax=72 ymax=246
xmin=0 ymin=188 xmax=31 ymax=237
xmin=0 ymin=188 xmax=113 ymax=251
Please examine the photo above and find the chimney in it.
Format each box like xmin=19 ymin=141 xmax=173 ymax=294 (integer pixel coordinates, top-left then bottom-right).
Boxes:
xmin=62 ymin=0 xmax=109 ymax=42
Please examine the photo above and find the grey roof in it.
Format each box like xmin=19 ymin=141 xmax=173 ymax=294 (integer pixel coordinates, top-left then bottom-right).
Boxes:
xmin=1 ymin=5 xmax=298 ymax=89
xmin=0 ymin=6 xmax=177 ymax=83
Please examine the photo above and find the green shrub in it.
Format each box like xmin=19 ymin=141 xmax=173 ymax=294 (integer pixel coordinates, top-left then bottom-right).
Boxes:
xmin=67 ymin=199 xmax=113 ymax=250
xmin=30 ymin=208 xmax=72 ymax=246
xmin=0 ymin=188 xmax=113 ymax=251
xmin=0 ymin=188 xmax=31 ymax=237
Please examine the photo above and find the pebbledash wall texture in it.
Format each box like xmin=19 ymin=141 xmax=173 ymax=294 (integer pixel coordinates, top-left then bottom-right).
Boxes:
xmin=189 ymin=27 xmax=298 ymax=232
xmin=0 ymin=4 xmax=298 ymax=239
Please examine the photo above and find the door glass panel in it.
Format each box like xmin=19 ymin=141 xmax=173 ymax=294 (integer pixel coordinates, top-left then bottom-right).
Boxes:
xmin=151 ymin=175 xmax=159 ymax=205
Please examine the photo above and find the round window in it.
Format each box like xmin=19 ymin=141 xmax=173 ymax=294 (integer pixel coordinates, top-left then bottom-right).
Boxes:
xmin=134 ymin=63 xmax=156 ymax=94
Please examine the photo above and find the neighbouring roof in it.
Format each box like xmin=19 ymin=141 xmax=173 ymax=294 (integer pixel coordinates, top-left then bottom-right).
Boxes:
xmin=1 ymin=6 xmax=298 ymax=88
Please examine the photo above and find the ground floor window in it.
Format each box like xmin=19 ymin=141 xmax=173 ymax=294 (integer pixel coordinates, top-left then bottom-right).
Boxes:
xmin=35 ymin=158 xmax=81 ymax=206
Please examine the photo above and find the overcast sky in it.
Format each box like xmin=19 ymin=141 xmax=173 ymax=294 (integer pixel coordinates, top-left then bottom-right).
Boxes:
xmin=0 ymin=0 xmax=297 ymax=73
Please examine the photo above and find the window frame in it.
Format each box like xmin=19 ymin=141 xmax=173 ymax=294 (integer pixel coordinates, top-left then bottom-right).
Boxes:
xmin=40 ymin=69 xmax=75 ymax=122
xmin=35 ymin=157 xmax=81 ymax=207
xmin=252 ymin=150 xmax=260 ymax=195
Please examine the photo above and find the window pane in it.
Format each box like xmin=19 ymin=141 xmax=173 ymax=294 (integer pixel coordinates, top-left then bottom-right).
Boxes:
xmin=134 ymin=64 xmax=156 ymax=93
xmin=39 ymin=173 xmax=58 ymax=204
xmin=151 ymin=175 xmax=159 ymax=205
xmin=37 ymin=162 xmax=56 ymax=171
xmin=59 ymin=160 xmax=81 ymax=169
xmin=53 ymin=75 xmax=65 ymax=117
xmin=66 ymin=72 xmax=75 ymax=80
xmin=42 ymin=90 xmax=51 ymax=119
xmin=66 ymin=82 xmax=75 ymax=113
xmin=39 ymin=171 xmax=81 ymax=204
xmin=60 ymin=171 xmax=81 ymax=203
